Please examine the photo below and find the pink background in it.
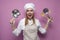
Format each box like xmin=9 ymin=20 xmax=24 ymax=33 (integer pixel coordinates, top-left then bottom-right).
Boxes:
xmin=0 ymin=0 xmax=60 ymax=40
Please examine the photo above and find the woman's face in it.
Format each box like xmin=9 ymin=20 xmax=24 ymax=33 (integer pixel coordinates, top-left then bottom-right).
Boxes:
xmin=26 ymin=8 xmax=34 ymax=19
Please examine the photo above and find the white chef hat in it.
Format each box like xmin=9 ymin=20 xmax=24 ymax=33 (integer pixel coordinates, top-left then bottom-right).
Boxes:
xmin=24 ymin=3 xmax=35 ymax=10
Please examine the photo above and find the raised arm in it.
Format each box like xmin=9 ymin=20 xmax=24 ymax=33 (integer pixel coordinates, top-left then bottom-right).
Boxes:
xmin=38 ymin=18 xmax=51 ymax=34
xmin=12 ymin=20 xmax=22 ymax=36
xmin=36 ymin=19 xmax=46 ymax=34
xmin=10 ymin=18 xmax=22 ymax=36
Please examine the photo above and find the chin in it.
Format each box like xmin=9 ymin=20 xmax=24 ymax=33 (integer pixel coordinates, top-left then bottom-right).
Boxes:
xmin=28 ymin=17 xmax=32 ymax=19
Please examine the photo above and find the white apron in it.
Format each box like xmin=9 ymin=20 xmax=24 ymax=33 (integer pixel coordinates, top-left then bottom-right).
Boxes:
xmin=23 ymin=24 xmax=40 ymax=40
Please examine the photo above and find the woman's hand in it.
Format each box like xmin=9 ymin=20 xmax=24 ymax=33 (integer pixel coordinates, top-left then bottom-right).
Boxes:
xmin=10 ymin=18 xmax=15 ymax=24
xmin=44 ymin=18 xmax=51 ymax=30
xmin=47 ymin=18 xmax=51 ymax=24
xmin=10 ymin=18 xmax=16 ymax=30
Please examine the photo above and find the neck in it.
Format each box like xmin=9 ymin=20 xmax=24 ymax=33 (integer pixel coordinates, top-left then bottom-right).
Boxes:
xmin=28 ymin=18 xmax=32 ymax=20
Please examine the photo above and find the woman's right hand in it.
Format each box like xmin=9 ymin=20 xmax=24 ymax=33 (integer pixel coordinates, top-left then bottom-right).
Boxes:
xmin=10 ymin=18 xmax=16 ymax=30
xmin=10 ymin=18 xmax=15 ymax=25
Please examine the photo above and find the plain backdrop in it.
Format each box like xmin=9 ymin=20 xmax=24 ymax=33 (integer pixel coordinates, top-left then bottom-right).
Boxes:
xmin=0 ymin=0 xmax=60 ymax=40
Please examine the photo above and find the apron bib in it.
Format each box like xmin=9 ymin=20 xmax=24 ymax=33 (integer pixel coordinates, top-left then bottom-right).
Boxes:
xmin=23 ymin=24 xmax=39 ymax=40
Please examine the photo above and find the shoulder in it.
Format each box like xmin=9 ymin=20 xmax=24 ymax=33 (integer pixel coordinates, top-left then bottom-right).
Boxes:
xmin=35 ymin=18 xmax=41 ymax=26
xmin=35 ymin=18 xmax=40 ymax=22
xmin=18 ymin=18 xmax=25 ymax=25
xmin=19 ymin=18 xmax=25 ymax=23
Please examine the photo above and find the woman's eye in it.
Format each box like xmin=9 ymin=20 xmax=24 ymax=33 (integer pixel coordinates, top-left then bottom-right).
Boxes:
xmin=26 ymin=10 xmax=33 ymax=12
xmin=27 ymin=10 xmax=29 ymax=12
xmin=31 ymin=10 xmax=33 ymax=11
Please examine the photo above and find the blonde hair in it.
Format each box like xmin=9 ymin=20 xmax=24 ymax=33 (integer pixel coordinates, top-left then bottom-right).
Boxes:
xmin=25 ymin=13 xmax=35 ymax=26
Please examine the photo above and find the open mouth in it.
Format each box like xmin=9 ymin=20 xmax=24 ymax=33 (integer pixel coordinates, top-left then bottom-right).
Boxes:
xmin=29 ymin=15 xmax=31 ymax=16
xmin=28 ymin=14 xmax=32 ymax=17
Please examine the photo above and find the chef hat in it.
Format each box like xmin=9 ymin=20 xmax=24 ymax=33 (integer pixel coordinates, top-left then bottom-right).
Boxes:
xmin=24 ymin=3 xmax=35 ymax=10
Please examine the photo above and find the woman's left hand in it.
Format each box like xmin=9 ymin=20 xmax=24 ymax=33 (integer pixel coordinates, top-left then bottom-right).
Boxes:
xmin=47 ymin=18 xmax=52 ymax=24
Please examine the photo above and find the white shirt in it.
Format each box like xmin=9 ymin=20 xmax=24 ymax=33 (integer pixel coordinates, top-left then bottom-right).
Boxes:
xmin=12 ymin=18 xmax=46 ymax=36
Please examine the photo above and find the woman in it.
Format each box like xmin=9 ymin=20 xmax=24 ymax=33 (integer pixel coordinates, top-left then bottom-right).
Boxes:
xmin=10 ymin=3 xmax=51 ymax=40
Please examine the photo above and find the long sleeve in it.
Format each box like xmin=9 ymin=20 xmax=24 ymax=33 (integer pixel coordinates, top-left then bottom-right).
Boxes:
xmin=36 ymin=19 xmax=46 ymax=34
xmin=39 ymin=26 xmax=46 ymax=34
xmin=12 ymin=20 xmax=22 ymax=36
